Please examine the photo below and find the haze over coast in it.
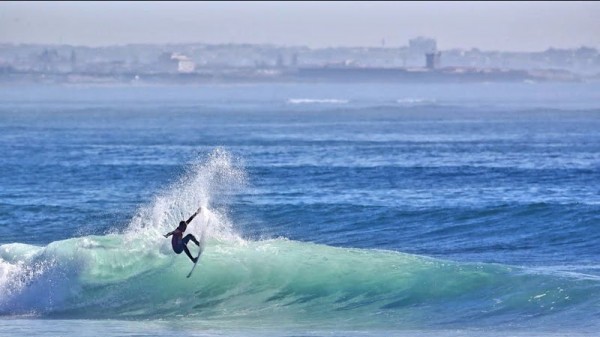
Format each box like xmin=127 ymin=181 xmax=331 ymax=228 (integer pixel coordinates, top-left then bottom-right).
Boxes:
xmin=1 ymin=2 xmax=599 ymax=84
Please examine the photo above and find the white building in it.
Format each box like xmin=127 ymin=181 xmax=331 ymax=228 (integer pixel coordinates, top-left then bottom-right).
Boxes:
xmin=171 ymin=53 xmax=196 ymax=73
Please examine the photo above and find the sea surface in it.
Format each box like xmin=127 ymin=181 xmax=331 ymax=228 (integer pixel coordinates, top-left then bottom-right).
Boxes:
xmin=0 ymin=82 xmax=599 ymax=336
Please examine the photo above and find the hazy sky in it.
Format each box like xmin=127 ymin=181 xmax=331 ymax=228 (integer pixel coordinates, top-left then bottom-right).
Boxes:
xmin=1 ymin=1 xmax=599 ymax=51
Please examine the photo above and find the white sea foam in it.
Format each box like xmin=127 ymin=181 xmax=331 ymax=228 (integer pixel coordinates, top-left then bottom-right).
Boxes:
xmin=396 ymin=98 xmax=437 ymax=105
xmin=123 ymin=147 xmax=247 ymax=247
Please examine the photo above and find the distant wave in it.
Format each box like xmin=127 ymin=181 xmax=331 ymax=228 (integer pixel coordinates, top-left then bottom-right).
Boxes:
xmin=287 ymin=98 xmax=349 ymax=105
xmin=396 ymin=98 xmax=437 ymax=105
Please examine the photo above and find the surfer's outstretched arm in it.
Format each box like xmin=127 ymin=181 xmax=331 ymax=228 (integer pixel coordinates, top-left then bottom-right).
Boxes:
xmin=184 ymin=207 xmax=202 ymax=225
xmin=164 ymin=231 xmax=174 ymax=238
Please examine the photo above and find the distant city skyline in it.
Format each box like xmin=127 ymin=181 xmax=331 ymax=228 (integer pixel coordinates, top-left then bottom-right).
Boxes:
xmin=0 ymin=1 xmax=599 ymax=52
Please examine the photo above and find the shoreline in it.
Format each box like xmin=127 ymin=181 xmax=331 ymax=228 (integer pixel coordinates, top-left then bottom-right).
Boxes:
xmin=0 ymin=66 xmax=592 ymax=86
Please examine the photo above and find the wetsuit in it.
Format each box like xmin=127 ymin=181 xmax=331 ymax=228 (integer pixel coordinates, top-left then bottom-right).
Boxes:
xmin=171 ymin=229 xmax=196 ymax=254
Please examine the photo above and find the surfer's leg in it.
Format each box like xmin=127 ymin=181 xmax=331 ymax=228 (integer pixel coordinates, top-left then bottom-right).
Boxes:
xmin=183 ymin=234 xmax=200 ymax=246
xmin=182 ymin=244 xmax=196 ymax=262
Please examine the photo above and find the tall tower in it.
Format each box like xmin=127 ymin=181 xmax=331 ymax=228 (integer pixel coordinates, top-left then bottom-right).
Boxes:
xmin=425 ymin=52 xmax=441 ymax=69
xmin=70 ymin=50 xmax=77 ymax=72
xmin=407 ymin=37 xmax=437 ymax=67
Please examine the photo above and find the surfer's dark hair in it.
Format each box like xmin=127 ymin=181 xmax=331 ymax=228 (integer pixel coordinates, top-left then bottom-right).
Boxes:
xmin=179 ymin=221 xmax=186 ymax=228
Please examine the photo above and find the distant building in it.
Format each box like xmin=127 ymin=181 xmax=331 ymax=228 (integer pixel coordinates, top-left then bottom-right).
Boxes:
xmin=157 ymin=52 xmax=196 ymax=73
xmin=38 ymin=49 xmax=60 ymax=72
xmin=409 ymin=37 xmax=437 ymax=54
xmin=70 ymin=50 xmax=77 ymax=71
xmin=426 ymin=52 xmax=441 ymax=69
xmin=406 ymin=37 xmax=437 ymax=67
xmin=172 ymin=53 xmax=196 ymax=73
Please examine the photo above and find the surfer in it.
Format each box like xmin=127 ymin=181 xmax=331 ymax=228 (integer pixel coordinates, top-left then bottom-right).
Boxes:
xmin=164 ymin=207 xmax=202 ymax=263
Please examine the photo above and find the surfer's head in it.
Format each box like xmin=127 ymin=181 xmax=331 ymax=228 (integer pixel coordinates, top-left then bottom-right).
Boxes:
xmin=178 ymin=221 xmax=187 ymax=231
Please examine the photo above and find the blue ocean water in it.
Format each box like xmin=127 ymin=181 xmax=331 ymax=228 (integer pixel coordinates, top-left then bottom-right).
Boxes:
xmin=0 ymin=82 xmax=599 ymax=336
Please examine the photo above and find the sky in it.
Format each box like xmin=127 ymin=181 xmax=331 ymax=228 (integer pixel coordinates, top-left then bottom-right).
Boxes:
xmin=0 ymin=1 xmax=599 ymax=52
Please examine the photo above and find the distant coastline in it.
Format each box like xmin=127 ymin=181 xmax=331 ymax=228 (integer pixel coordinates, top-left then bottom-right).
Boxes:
xmin=0 ymin=66 xmax=591 ymax=86
xmin=1 ymin=41 xmax=598 ymax=85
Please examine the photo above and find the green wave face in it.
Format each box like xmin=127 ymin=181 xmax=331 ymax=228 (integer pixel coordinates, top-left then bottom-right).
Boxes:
xmin=2 ymin=235 xmax=597 ymax=330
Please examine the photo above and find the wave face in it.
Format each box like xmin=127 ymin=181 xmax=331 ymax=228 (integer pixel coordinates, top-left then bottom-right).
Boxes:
xmin=2 ymin=237 xmax=599 ymax=329
xmin=1 ymin=150 xmax=599 ymax=330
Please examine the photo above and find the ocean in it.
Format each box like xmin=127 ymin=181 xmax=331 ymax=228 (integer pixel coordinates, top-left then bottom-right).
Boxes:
xmin=0 ymin=82 xmax=599 ymax=336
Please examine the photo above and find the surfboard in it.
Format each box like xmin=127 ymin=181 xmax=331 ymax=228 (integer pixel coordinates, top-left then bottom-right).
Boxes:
xmin=186 ymin=226 xmax=207 ymax=278
xmin=186 ymin=244 xmax=203 ymax=278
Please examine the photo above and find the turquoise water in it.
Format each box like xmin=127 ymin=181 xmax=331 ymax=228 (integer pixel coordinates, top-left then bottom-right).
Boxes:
xmin=1 ymin=82 xmax=599 ymax=336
